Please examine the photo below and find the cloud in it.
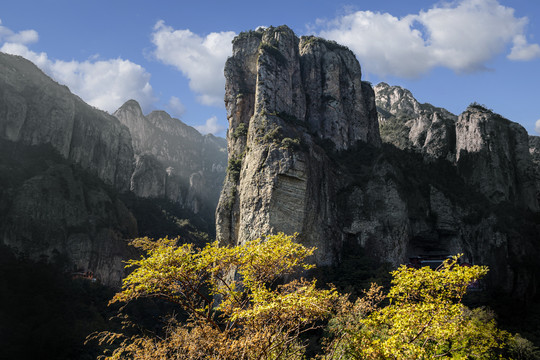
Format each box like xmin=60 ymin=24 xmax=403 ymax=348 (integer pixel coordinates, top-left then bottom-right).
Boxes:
xmin=536 ymin=119 xmax=540 ymax=135
xmin=508 ymin=35 xmax=540 ymax=61
xmin=167 ymin=96 xmax=186 ymax=118
xmin=319 ymin=12 xmax=430 ymax=77
xmin=152 ymin=21 xmax=235 ymax=107
xmin=195 ymin=116 xmax=225 ymax=135
xmin=0 ymin=22 xmax=156 ymax=113
xmin=0 ymin=19 xmax=38 ymax=44
xmin=317 ymin=0 xmax=540 ymax=77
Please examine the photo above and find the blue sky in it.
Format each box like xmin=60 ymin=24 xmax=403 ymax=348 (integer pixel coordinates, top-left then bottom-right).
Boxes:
xmin=1 ymin=0 xmax=539 ymax=137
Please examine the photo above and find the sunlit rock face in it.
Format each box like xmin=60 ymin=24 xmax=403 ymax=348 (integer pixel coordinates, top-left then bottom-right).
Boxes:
xmin=374 ymin=82 xmax=538 ymax=212
xmin=216 ymin=26 xmax=380 ymax=266
xmin=374 ymin=82 xmax=458 ymax=161
xmin=216 ymin=26 xmax=540 ymax=298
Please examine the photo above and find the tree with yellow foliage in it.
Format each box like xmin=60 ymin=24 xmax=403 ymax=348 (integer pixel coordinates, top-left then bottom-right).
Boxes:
xmin=93 ymin=233 xmax=338 ymax=359
xmin=323 ymin=256 xmax=515 ymax=359
xmin=92 ymin=235 xmax=533 ymax=359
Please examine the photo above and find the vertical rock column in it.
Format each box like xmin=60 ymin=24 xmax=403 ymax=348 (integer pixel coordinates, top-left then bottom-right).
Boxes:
xmin=216 ymin=26 xmax=381 ymax=265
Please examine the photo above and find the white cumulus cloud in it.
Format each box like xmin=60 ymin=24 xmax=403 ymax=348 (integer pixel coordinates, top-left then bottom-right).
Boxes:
xmin=0 ymin=22 xmax=156 ymax=113
xmin=318 ymin=0 xmax=540 ymax=77
xmin=0 ymin=19 xmax=38 ymax=44
xmin=195 ymin=116 xmax=225 ymax=135
xmin=152 ymin=21 xmax=235 ymax=107
xmin=536 ymin=119 xmax=540 ymax=135
xmin=508 ymin=35 xmax=540 ymax=61
xmin=318 ymin=12 xmax=430 ymax=77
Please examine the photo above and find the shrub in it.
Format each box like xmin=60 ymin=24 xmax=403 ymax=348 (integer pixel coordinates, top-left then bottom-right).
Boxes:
xmin=232 ymin=123 xmax=248 ymax=139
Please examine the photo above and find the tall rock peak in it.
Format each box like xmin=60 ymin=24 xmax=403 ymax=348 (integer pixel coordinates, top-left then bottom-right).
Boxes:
xmin=374 ymin=84 xmax=538 ymax=212
xmin=374 ymin=82 xmax=422 ymax=119
xmin=456 ymin=104 xmax=538 ymax=211
xmin=0 ymin=52 xmax=137 ymax=285
xmin=117 ymin=99 xmax=143 ymax=114
xmin=217 ymin=26 xmax=380 ymax=264
xmin=217 ymin=33 xmax=540 ymax=297
xmin=225 ymin=26 xmax=380 ymax=156
xmin=374 ymin=82 xmax=457 ymax=160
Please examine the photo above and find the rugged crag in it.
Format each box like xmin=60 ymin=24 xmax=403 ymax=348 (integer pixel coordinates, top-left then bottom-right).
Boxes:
xmin=456 ymin=105 xmax=538 ymax=211
xmin=375 ymin=83 xmax=538 ymax=212
xmin=375 ymin=82 xmax=457 ymax=161
xmin=113 ymin=100 xmax=227 ymax=222
xmin=0 ymin=52 xmax=134 ymax=191
xmin=530 ymin=136 xmax=540 ymax=203
xmin=217 ymin=26 xmax=540 ymax=297
xmin=0 ymin=52 xmax=225 ymax=285
xmin=216 ymin=26 xmax=380 ymax=265
xmin=0 ymin=52 xmax=138 ymax=285
xmin=0 ymin=138 xmax=137 ymax=286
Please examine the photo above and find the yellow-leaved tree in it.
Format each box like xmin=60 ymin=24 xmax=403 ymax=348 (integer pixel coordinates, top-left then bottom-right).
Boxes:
xmin=323 ymin=256 xmax=516 ymax=359
xmin=91 ymin=235 xmax=535 ymax=359
xmin=92 ymin=233 xmax=339 ymax=360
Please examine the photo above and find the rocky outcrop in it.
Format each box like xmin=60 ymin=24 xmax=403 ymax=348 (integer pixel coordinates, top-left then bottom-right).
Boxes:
xmin=216 ymin=26 xmax=381 ymax=265
xmin=530 ymin=136 xmax=540 ymax=203
xmin=113 ymin=100 xmax=227 ymax=220
xmin=375 ymin=84 xmax=538 ymax=212
xmin=217 ymin=26 xmax=540 ymax=298
xmin=375 ymin=82 xmax=423 ymax=120
xmin=374 ymin=82 xmax=457 ymax=160
xmin=456 ymin=105 xmax=538 ymax=211
xmin=4 ymin=164 xmax=137 ymax=285
xmin=0 ymin=52 xmax=140 ymax=285
xmin=0 ymin=52 xmax=228 ymax=286
xmin=0 ymin=139 xmax=137 ymax=286
xmin=0 ymin=52 xmax=134 ymax=191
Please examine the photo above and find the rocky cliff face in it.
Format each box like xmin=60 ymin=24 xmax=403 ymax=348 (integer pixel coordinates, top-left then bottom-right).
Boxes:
xmin=113 ymin=100 xmax=227 ymax=221
xmin=0 ymin=52 xmax=139 ymax=285
xmin=456 ymin=105 xmax=538 ymax=211
xmin=374 ymin=82 xmax=457 ymax=161
xmin=216 ymin=26 xmax=380 ymax=265
xmin=0 ymin=52 xmax=134 ymax=191
xmin=0 ymin=52 xmax=225 ymax=286
xmin=0 ymin=138 xmax=137 ymax=286
xmin=217 ymin=27 xmax=540 ymax=297
xmin=530 ymin=136 xmax=540 ymax=203
xmin=375 ymin=83 xmax=538 ymax=212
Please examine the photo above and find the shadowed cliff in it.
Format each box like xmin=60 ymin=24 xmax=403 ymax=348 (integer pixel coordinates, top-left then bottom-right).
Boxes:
xmin=0 ymin=51 xmax=225 ymax=286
